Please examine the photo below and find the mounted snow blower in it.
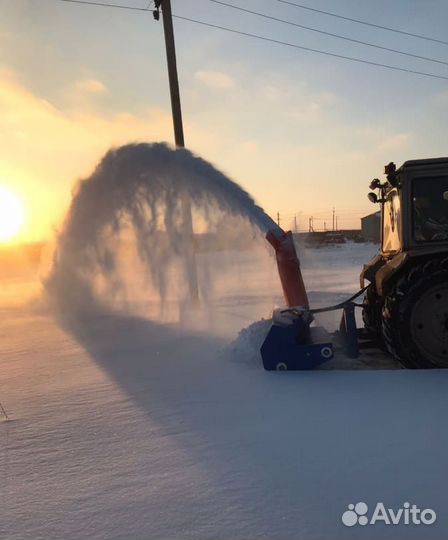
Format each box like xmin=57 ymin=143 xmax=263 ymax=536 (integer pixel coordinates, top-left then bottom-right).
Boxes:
xmin=262 ymin=157 xmax=448 ymax=370
xmin=261 ymin=227 xmax=361 ymax=370
xmin=261 ymin=227 xmax=332 ymax=370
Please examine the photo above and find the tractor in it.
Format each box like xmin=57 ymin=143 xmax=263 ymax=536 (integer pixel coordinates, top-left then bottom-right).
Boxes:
xmin=362 ymin=158 xmax=448 ymax=368
xmin=261 ymin=158 xmax=448 ymax=370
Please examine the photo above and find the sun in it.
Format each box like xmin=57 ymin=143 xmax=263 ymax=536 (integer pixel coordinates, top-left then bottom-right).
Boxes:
xmin=0 ymin=186 xmax=25 ymax=243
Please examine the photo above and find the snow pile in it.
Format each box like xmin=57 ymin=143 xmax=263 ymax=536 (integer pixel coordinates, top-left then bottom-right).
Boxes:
xmin=225 ymin=318 xmax=271 ymax=367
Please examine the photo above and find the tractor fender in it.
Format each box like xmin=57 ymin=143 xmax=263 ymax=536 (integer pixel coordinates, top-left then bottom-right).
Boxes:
xmin=360 ymin=253 xmax=385 ymax=290
xmin=375 ymin=252 xmax=408 ymax=296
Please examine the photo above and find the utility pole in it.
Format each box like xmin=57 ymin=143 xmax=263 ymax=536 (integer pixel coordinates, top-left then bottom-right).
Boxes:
xmin=154 ymin=0 xmax=199 ymax=303
xmin=294 ymin=214 xmax=298 ymax=233
xmin=332 ymin=207 xmax=335 ymax=232
xmin=336 ymin=216 xmax=338 ymax=231
xmin=155 ymin=0 xmax=184 ymax=146
xmin=277 ymin=212 xmax=281 ymax=227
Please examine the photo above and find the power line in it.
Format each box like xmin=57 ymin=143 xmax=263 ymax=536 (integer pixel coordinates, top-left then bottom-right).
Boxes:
xmin=49 ymin=0 xmax=448 ymax=81
xmin=272 ymin=0 xmax=448 ymax=47
xmin=53 ymin=0 xmax=150 ymax=11
xmin=206 ymin=0 xmax=448 ymax=67
xmin=172 ymin=14 xmax=448 ymax=81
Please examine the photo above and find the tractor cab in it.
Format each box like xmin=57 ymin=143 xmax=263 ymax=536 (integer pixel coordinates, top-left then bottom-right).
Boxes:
xmin=369 ymin=158 xmax=448 ymax=255
xmin=362 ymin=159 xmax=448 ymax=293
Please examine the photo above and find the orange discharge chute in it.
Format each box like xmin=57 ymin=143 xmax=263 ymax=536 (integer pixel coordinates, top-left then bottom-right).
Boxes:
xmin=266 ymin=228 xmax=309 ymax=308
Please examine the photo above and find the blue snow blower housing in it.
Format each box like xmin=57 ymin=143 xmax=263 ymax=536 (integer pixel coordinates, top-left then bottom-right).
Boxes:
xmin=260 ymin=301 xmax=363 ymax=371
xmin=261 ymin=308 xmax=333 ymax=370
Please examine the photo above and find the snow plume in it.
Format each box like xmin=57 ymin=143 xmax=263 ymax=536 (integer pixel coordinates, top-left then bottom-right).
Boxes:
xmin=45 ymin=142 xmax=277 ymax=319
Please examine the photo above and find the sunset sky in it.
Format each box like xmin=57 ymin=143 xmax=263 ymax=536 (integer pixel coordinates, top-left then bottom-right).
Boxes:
xmin=1 ymin=0 xmax=448 ymax=242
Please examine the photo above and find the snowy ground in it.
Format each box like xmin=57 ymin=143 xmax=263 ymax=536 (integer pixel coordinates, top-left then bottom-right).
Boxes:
xmin=1 ymin=242 xmax=448 ymax=539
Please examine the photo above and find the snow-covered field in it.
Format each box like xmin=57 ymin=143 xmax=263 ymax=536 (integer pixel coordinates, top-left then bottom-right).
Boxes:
xmin=2 ymin=242 xmax=448 ymax=539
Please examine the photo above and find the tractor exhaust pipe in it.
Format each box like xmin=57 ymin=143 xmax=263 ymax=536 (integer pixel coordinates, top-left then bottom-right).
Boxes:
xmin=266 ymin=228 xmax=309 ymax=308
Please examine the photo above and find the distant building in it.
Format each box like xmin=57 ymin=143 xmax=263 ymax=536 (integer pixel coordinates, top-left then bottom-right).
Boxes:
xmin=361 ymin=211 xmax=381 ymax=243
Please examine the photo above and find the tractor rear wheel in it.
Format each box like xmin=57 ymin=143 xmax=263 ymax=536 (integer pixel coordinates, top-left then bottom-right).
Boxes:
xmin=382 ymin=257 xmax=448 ymax=368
